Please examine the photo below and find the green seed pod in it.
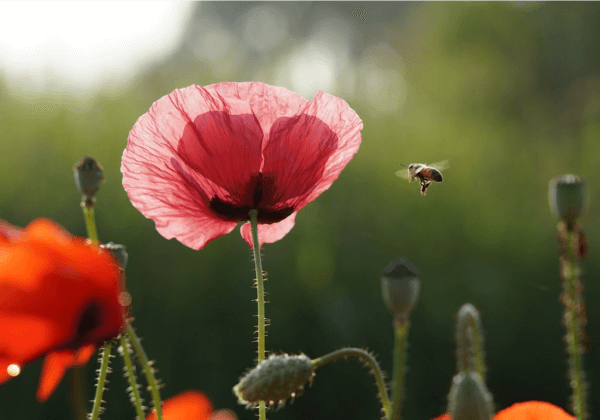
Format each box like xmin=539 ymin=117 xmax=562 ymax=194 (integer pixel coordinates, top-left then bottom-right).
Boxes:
xmin=101 ymin=242 xmax=128 ymax=270
xmin=549 ymin=174 xmax=586 ymax=226
xmin=448 ymin=372 xmax=494 ymax=420
xmin=380 ymin=258 xmax=421 ymax=320
xmin=234 ymin=353 xmax=315 ymax=409
xmin=74 ymin=156 xmax=104 ymax=205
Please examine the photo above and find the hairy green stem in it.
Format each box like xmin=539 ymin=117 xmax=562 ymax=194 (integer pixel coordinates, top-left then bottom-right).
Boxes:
xmin=78 ymin=201 xmax=99 ymax=420
xmin=82 ymin=203 xmax=99 ymax=242
xmin=120 ymin=334 xmax=146 ymax=420
xmin=312 ymin=347 xmax=390 ymax=418
xmin=249 ymin=210 xmax=267 ymax=420
xmin=390 ymin=318 xmax=409 ymax=420
xmin=89 ymin=342 xmax=113 ymax=420
xmin=126 ymin=323 xmax=163 ymax=420
xmin=563 ymin=229 xmax=587 ymax=420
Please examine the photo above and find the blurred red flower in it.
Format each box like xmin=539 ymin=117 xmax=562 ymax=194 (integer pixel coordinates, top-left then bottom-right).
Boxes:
xmin=0 ymin=219 xmax=126 ymax=401
xmin=145 ymin=390 xmax=238 ymax=420
xmin=432 ymin=401 xmax=576 ymax=420
xmin=121 ymin=82 xmax=363 ymax=249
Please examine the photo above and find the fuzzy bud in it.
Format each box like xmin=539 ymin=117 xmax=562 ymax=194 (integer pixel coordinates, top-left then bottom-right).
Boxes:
xmin=448 ymin=372 xmax=494 ymax=420
xmin=74 ymin=156 xmax=104 ymax=206
xmin=234 ymin=354 xmax=315 ymax=408
xmin=101 ymin=242 xmax=128 ymax=270
xmin=380 ymin=258 xmax=421 ymax=320
xmin=549 ymin=174 xmax=586 ymax=226
xmin=455 ymin=303 xmax=486 ymax=378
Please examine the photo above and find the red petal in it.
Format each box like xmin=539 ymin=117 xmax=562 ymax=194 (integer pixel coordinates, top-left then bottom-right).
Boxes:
xmin=122 ymin=85 xmax=265 ymax=249
xmin=0 ymin=218 xmax=125 ymax=400
xmin=0 ymin=316 xmax=65 ymax=371
xmin=146 ymin=390 xmax=213 ymax=420
xmin=240 ymin=213 xmax=297 ymax=248
xmin=430 ymin=415 xmax=451 ymax=420
xmin=495 ymin=401 xmax=575 ymax=420
xmin=261 ymin=90 xmax=362 ymax=211
xmin=36 ymin=346 xmax=94 ymax=401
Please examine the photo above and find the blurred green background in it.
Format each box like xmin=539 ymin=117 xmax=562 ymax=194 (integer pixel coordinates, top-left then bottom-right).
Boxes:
xmin=1 ymin=2 xmax=599 ymax=419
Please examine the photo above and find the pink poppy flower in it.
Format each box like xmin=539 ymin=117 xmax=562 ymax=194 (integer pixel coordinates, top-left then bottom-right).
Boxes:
xmin=121 ymin=82 xmax=363 ymax=249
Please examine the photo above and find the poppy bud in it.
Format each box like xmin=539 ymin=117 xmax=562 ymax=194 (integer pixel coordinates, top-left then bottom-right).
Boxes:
xmin=380 ymin=258 xmax=421 ymax=320
xmin=233 ymin=353 xmax=315 ymax=408
xmin=73 ymin=156 xmax=104 ymax=205
xmin=549 ymin=174 xmax=586 ymax=226
xmin=101 ymin=242 xmax=128 ymax=270
xmin=455 ymin=303 xmax=486 ymax=378
xmin=447 ymin=372 xmax=494 ymax=420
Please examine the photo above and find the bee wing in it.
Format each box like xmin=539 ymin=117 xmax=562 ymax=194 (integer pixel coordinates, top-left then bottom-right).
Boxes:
xmin=428 ymin=160 xmax=449 ymax=171
xmin=395 ymin=169 xmax=410 ymax=179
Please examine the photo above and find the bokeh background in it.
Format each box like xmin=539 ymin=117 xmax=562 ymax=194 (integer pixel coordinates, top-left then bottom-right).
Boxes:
xmin=1 ymin=2 xmax=599 ymax=419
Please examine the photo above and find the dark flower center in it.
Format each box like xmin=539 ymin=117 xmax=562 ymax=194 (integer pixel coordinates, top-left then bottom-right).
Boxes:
xmin=209 ymin=172 xmax=294 ymax=224
xmin=76 ymin=300 xmax=102 ymax=340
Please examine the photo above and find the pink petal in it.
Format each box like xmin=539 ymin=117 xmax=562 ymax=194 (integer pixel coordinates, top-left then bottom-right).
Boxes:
xmin=0 ymin=220 xmax=22 ymax=240
xmin=261 ymin=90 xmax=362 ymax=210
xmin=204 ymin=82 xmax=309 ymax=139
xmin=240 ymin=212 xmax=297 ymax=248
xmin=122 ymin=85 xmax=265 ymax=249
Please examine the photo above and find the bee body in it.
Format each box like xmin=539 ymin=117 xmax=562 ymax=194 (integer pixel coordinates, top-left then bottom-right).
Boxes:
xmin=396 ymin=161 xmax=448 ymax=196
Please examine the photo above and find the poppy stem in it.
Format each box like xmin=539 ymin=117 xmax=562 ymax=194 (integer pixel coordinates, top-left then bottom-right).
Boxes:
xmin=249 ymin=209 xmax=267 ymax=420
xmin=126 ymin=322 xmax=163 ymax=420
xmin=559 ymin=223 xmax=588 ymax=420
xmin=89 ymin=341 xmax=114 ymax=420
xmin=311 ymin=347 xmax=390 ymax=418
xmin=77 ymin=200 xmax=101 ymax=420
xmin=390 ymin=317 xmax=410 ymax=420
xmin=119 ymin=334 xmax=146 ymax=420
xmin=82 ymin=203 xmax=99 ymax=242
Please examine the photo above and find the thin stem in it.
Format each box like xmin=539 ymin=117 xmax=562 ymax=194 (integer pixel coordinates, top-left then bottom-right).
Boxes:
xmin=82 ymin=203 xmax=99 ymax=243
xmin=563 ymin=228 xmax=587 ymax=420
xmin=311 ymin=347 xmax=390 ymax=418
xmin=249 ymin=209 xmax=267 ymax=420
xmin=89 ymin=341 xmax=113 ymax=420
xmin=78 ymin=201 xmax=100 ymax=420
xmin=68 ymin=368 xmax=87 ymax=420
xmin=126 ymin=323 xmax=163 ymax=420
xmin=119 ymin=334 xmax=146 ymax=420
xmin=390 ymin=318 xmax=410 ymax=420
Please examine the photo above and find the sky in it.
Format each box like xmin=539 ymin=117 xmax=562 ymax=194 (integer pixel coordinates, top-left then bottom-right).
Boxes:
xmin=0 ymin=2 xmax=193 ymax=91
xmin=0 ymin=1 xmax=405 ymax=114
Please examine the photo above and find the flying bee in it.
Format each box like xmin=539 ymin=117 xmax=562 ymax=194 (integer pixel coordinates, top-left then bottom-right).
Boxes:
xmin=396 ymin=160 xmax=449 ymax=196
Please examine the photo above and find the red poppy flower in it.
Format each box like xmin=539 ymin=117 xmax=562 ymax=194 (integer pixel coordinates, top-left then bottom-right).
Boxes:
xmin=0 ymin=219 xmax=126 ymax=401
xmin=121 ymin=82 xmax=363 ymax=249
xmin=432 ymin=401 xmax=575 ymax=420
xmin=145 ymin=390 xmax=238 ymax=420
